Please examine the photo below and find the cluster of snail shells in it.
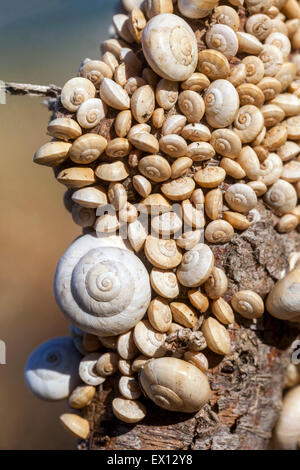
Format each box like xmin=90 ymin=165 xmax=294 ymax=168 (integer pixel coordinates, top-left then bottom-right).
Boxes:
xmin=27 ymin=0 xmax=300 ymax=432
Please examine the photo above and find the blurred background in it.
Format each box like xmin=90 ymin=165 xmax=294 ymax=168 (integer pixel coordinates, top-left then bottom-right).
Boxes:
xmin=0 ymin=0 xmax=117 ymax=449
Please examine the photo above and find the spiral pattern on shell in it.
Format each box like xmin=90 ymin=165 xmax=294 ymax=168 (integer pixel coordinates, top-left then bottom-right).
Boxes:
xmin=205 ymin=80 xmax=239 ymax=128
xmin=24 ymin=337 xmax=81 ymax=400
xmin=233 ymin=105 xmax=264 ymax=143
xmin=54 ymin=234 xmax=151 ymax=337
xmin=77 ymin=99 xmax=106 ymax=129
xmin=206 ymin=24 xmax=238 ymax=59
xmin=61 ymin=77 xmax=96 ymax=112
xmin=264 ymin=179 xmax=297 ymax=215
xmin=225 ymin=184 xmax=258 ymax=213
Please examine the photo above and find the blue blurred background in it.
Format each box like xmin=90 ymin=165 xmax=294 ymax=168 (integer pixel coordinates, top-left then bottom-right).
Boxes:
xmin=0 ymin=0 xmax=117 ymax=449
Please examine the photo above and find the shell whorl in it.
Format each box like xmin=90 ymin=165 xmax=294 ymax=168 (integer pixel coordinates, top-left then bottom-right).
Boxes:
xmin=54 ymin=234 xmax=151 ymax=336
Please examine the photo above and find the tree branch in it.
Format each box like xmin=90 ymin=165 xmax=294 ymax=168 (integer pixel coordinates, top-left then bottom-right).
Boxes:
xmin=2 ymin=82 xmax=61 ymax=98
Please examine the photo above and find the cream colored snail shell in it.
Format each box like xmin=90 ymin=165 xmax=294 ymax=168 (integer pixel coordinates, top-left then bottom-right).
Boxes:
xmin=54 ymin=233 xmax=151 ymax=336
xmin=139 ymin=357 xmax=211 ymax=413
xmin=204 ymin=79 xmax=240 ymax=128
xmin=61 ymin=77 xmax=96 ymax=112
xmin=177 ymin=243 xmax=214 ymax=287
xmin=24 ymin=337 xmax=81 ymax=401
xmin=266 ymin=268 xmax=300 ymax=322
xmin=142 ymin=14 xmax=198 ymax=81
xmin=206 ymin=24 xmax=238 ymax=59
xmin=178 ymin=0 xmax=218 ymax=19
xmin=273 ymin=385 xmax=300 ymax=450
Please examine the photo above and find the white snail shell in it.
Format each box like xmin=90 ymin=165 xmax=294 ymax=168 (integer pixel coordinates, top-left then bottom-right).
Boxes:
xmin=178 ymin=0 xmax=218 ymax=19
xmin=177 ymin=243 xmax=214 ymax=287
xmin=206 ymin=24 xmax=238 ymax=59
xmin=76 ymin=98 xmax=106 ymax=129
xmin=61 ymin=77 xmax=96 ymax=112
xmin=139 ymin=357 xmax=211 ymax=413
xmin=266 ymin=268 xmax=300 ymax=322
xmin=142 ymin=14 xmax=198 ymax=82
xmin=54 ymin=233 xmax=151 ymax=336
xmin=24 ymin=337 xmax=81 ymax=401
xmin=204 ymin=79 xmax=240 ymax=128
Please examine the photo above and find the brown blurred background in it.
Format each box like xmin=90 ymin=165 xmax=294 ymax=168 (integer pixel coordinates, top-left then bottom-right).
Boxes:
xmin=0 ymin=0 xmax=117 ymax=449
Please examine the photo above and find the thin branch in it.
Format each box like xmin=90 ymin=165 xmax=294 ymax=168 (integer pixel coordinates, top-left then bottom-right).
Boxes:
xmin=2 ymin=82 xmax=61 ymax=98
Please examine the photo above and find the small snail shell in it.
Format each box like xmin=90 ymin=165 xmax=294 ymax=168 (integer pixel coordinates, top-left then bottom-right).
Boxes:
xmin=95 ymin=352 xmax=119 ymax=377
xmin=69 ymin=134 xmax=107 ymax=164
xmin=152 ymin=211 xmax=183 ymax=236
xmin=170 ymin=302 xmax=198 ymax=328
xmin=277 ymin=141 xmax=300 ymax=162
xmin=262 ymin=124 xmax=288 ymax=151
xmin=205 ymin=188 xmax=223 ymax=220
xmin=102 ymin=51 xmax=119 ymax=73
xmin=210 ymin=129 xmax=242 ymax=158
xmin=115 ymin=110 xmax=132 ymax=138
xmin=156 ymin=79 xmax=179 ymax=110
xmin=152 ymin=108 xmax=165 ymax=129
xmin=80 ymin=60 xmax=113 ymax=87
xmin=131 ymin=85 xmax=155 ymax=123
xmin=106 ymin=138 xmax=132 ymax=158
xmin=245 ymin=0 xmax=272 ymax=14
xmin=118 ymin=359 xmax=134 ymax=377
xmin=225 ymin=183 xmax=258 ymax=213
xmin=242 ymin=56 xmax=265 ymax=84
xmin=124 ymin=76 xmax=147 ymax=96
xmin=275 ymin=63 xmax=297 ymax=92
xmin=54 ymin=233 xmax=151 ymax=336
xmin=138 ymin=155 xmax=171 ymax=182
xmin=24 ymin=337 xmax=81 ymax=401
xmin=95 ymin=161 xmax=130 ymax=182
xmin=233 ymin=105 xmax=264 ymax=144
xmin=231 ymin=290 xmax=264 ymax=319
xmin=206 ymin=24 xmax=238 ymax=59
xmin=128 ymin=8 xmax=147 ymax=43
xmin=144 ymin=236 xmax=182 ymax=269
xmin=79 ymin=353 xmax=105 ymax=386
xmin=56 ymin=167 xmax=96 ymax=189
xmin=202 ymin=317 xmax=231 ymax=355
xmin=257 ymin=77 xmax=282 ymax=101
xmin=211 ymin=5 xmax=240 ymax=32
xmin=100 ymin=78 xmax=130 ymax=110
xmin=142 ymin=14 xmax=198 ymax=81
xmin=246 ymin=14 xmax=272 ymax=40
xmin=273 ymin=385 xmax=300 ymax=450
xmin=237 ymin=32 xmax=263 ymax=55
xmin=138 ymin=193 xmax=171 ymax=214
xmin=148 ymin=297 xmax=172 ymax=333
xmin=129 ymin=132 xmax=159 ymax=153
xmin=147 ymin=0 xmax=174 ymax=18
xmin=284 ymin=363 xmax=300 ymax=389
xmin=112 ymin=398 xmax=146 ymax=423
xmin=181 ymin=73 xmax=210 ymax=92
xmin=285 ymin=115 xmax=300 ymax=140
xmin=184 ymin=351 xmax=209 ymax=373
xmin=162 ymin=114 xmax=187 ymax=136
xmin=258 ymin=152 xmax=283 ymax=186
xmin=187 ymin=142 xmax=215 ymax=161
xmin=188 ymin=289 xmax=209 ymax=313
xmin=177 ymin=243 xmax=214 ymax=288
xmin=159 ymin=134 xmax=188 ymax=158
xmin=205 ymin=220 xmax=235 ymax=244
xmin=133 ymin=320 xmax=166 ymax=357
xmin=61 ymin=77 xmax=96 ymax=112
xmin=211 ymin=297 xmax=235 ymax=325
xmin=237 ymin=83 xmax=265 ymax=108
xmin=277 ymin=214 xmax=299 ymax=233
xmin=265 ymin=32 xmax=291 ymax=59
xmin=223 ymin=211 xmax=251 ymax=230
xmin=119 ymin=376 xmax=141 ymax=400
xmin=228 ymin=63 xmax=247 ymax=87
xmin=77 ymin=98 xmax=106 ymax=129
xmin=133 ymin=175 xmax=152 ymax=198
xmin=128 ymin=219 xmax=148 ymax=253
xmin=117 ymin=329 xmax=138 ymax=360
xmin=181 ymin=199 xmax=205 ymax=228
xmin=69 ymin=385 xmax=96 ymax=409
xmin=113 ymin=14 xmax=134 ymax=43
xmin=139 ymin=357 xmax=211 ymax=412
xmin=259 ymin=44 xmax=283 ymax=77
xmin=178 ymin=90 xmax=205 ymax=123
xmin=204 ymin=79 xmax=239 ymax=128
xmin=178 ymin=0 xmax=218 ymax=19
xmin=198 ymin=50 xmax=230 ymax=80
xmin=171 ymin=156 xmax=193 ymax=179
xmin=72 ymin=204 xmax=96 ymax=228
xmin=60 ymin=414 xmax=90 ymax=440
xmin=34 ymin=141 xmax=71 ymax=167
xmin=150 ymin=268 xmax=180 ymax=299
xmin=122 ymin=0 xmax=145 ymax=12
xmin=261 ymin=104 xmax=285 ymax=128
xmin=220 ymin=158 xmax=246 ymax=179
xmin=182 ymin=123 xmax=211 ymax=142
xmin=161 ymin=177 xmax=196 ymax=201
xmin=194 ymin=167 xmax=226 ymax=188
xmin=47 ymin=118 xmax=82 ymax=141
xmin=94 ymin=214 xmax=121 ymax=234
xmin=281 ymin=160 xmax=300 ymax=183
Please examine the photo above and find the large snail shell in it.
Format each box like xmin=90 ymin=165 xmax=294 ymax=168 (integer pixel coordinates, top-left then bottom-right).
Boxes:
xmin=204 ymin=79 xmax=240 ymax=128
xmin=177 ymin=243 xmax=214 ymax=287
xmin=139 ymin=357 xmax=211 ymax=413
xmin=142 ymin=14 xmax=198 ymax=82
xmin=54 ymin=234 xmax=151 ymax=336
xmin=178 ymin=0 xmax=218 ymax=19
xmin=266 ymin=268 xmax=300 ymax=322
xmin=24 ymin=337 xmax=81 ymax=401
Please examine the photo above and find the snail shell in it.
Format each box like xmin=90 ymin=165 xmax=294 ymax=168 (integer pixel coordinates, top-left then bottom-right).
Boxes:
xmin=156 ymin=79 xmax=179 ymax=110
xmin=206 ymin=24 xmax=238 ymax=59
xmin=79 ymin=353 xmax=105 ymax=386
xmin=210 ymin=129 xmax=242 ymax=158
xmin=233 ymin=105 xmax=264 ymax=143
xmin=162 ymin=114 xmax=187 ymax=136
xmin=211 ymin=5 xmax=240 ymax=32
xmin=242 ymin=55 xmax=265 ymax=84
xmin=34 ymin=142 xmax=71 ymax=167
xmin=177 ymin=243 xmax=214 ymax=287
xmin=205 ymin=220 xmax=235 ymax=244
xmin=265 ymin=32 xmax=291 ymax=60
xmin=231 ymin=290 xmax=264 ymax=319
xmin=267 ymin=268 xmax=300 ymax=322
xmin=138 ymin=155 xmax=172 ymax=182
xmin=259 ymin=44 xmax=284 ymax=77
xmin=178 ymin=90 xmax=205 ymax=123
xmin=204 ymin=79 xmax=240 ymax=128
xmin=24 ymin=337 xmax=81 ymax=401
xmin=139 ymin=357 xmax=211 ymax=413
xmin=47 ymin=118 xmax=82 ymax=141
xmin=80 ymin=60 xmax=113 ymax=87
xmin=178 ymin=0 xmax=218 ymax=19
xmin=100 ymin=78 xmax=130 ymax=110
xmin=69 ymin=134 xmax=107 ymax=165
xmin=245 ymin=14 xmax=272 ymax=40
xmin=150 ymin=268 xmax=180 ymax=299
xmin=198 ymin=50 xmax=230 ymax=80
xmin=273 ymin=385 xmax=300 ymax=450
xmin=61 ymin=77 xmax=96 ymax=112
xmin=144 ymin=236 xmax=182 ymax=269
xmin=257 ymin=77 xmax=282 ymax=101
xmin=142 ymin=14 xmax=198 ymax=81
xmin=54 ymin=233 xmax=151 ymax=336
xmin=76 ymin=98 xmax=106 ymax=129
xmin=134 ymin=320 xmax=166 ymax=358
xmin=225 ymin=183 xmax=258 ymax=213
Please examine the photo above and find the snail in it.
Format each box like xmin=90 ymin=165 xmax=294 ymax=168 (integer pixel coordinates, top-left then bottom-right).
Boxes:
xmin=204 ymin=79 xmax=239 ymax=128
xmin=142 ymin=14 xmax=198 ymax=81
xmin=61 ymin=77 xmax=96 ymax=112
xmin=273 ymin=385 xmax=300 ymax=450
xmin=54 ymin=233 xmax=151 ymax=336
xmin=24 ymin=337 xmax=81 ymax=401
xmin=77 ymin=98 xmax=107 ymax=129
xmin=266 ymin=264 xmax=300 ymax=323
xmin=177 ymin=243 xmax=214 ymax=287
xmin=178 ymin=0 xmax=219 ymax=19
xmin=206 ymin=24 xmax=238 ymax=59
xmin=139 ymin=357 xmax=211 ymax=412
